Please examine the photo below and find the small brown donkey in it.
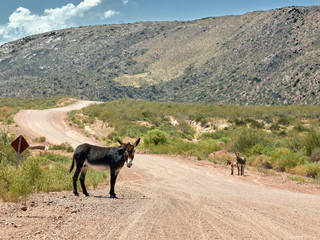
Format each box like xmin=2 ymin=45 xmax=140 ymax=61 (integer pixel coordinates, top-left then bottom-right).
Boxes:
xmin=235 ymin=152 xmax=246 ymax=176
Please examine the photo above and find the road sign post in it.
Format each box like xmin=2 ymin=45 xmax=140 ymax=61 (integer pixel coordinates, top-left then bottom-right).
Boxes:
xmin=11 ymin=135 xmax=29 ymax=169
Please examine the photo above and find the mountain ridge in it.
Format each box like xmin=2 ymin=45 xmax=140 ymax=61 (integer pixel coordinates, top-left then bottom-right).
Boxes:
xmin=0 ymin=5 xmax=319 ymax=104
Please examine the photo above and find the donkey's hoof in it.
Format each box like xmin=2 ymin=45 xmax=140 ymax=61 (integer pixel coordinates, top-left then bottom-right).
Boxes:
xmin=84 ymin=193 xmax=90 ymax=197
xmin=74 ymin=192 xmax=79 ymax=196
xmin=110 ymin=194 xmax=117 ymax=199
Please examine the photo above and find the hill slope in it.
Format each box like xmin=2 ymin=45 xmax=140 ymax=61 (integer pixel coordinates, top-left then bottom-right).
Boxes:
xmin=0 ymin=6 xmax=319 ymax=104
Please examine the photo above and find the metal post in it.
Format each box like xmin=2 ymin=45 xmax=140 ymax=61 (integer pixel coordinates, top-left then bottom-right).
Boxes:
xmin=16 ymin=135 xmax=22 ymax=169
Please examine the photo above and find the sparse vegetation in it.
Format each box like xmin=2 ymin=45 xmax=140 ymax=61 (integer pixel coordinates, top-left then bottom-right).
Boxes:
xmin=73 ymin=99 xmax=320 ymax=179
xmin=49 ymin=142 xmax=74 ymax=152
xmin=0 ymin=152 xmax=108 ymax=202
xmin=34 ymin=136 xmax=46 ymax=143
xmin=0 ymin=130 xmax=107 ymax=202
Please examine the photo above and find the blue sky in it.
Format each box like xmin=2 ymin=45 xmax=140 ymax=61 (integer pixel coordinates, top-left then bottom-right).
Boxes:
xmin=0 ymin=0 xmax=319 ymax=45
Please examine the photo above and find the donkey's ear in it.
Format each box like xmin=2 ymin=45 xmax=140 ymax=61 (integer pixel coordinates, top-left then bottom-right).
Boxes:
xmin=134 ymin=138 xmax=141 ymax=147
xmin=117 ymin=139 xmax=125 ymax=146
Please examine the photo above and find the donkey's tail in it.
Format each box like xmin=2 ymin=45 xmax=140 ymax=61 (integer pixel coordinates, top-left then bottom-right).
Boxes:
xmin=69 ymin=157 xmax=75 ymax=173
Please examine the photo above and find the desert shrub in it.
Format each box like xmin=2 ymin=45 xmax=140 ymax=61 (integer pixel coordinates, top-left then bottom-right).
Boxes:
xmin=291 ymin=163 xmax=320 ymax=179
xmin=178 ymin=121 xmax=196 ymax=140
xmin=117 ymin=122 xmax=148 ymax=138
xmin=144 ymin=129 xmax=169 ymax=145
xmin=270 ymin=148 xmax=305 ymax=172
xmin=0 ymin=164 xmax=16 ymax=201
xmin=195 ymin=140 xmax=221 ymax=159
xmin=107 ymin=131 xmax=119 ymax=142
xmin=49 ymin=142 xmax=74 ymax=152
xmin=293 ymin=124 xmax=309 ymax=132
xmin=309 ymin=149 xmax=320 ymax=163
xmin=245 ymin=118 xmax=264 ymax=129
xmin=233 ymin=118 xmax=246 ymax=126
xmin=194 ymin=116 xmax=209 ymax=127
xmin=39 ymin=161 xmax=72 ymax=193
xmin=228 ymin=127 xmax=267 ymax=153
xmin=247 ymin=155 xmax=272 ymax=169
xmin=269 ymin=123 xmax=280 ymax=131
xmin=42 ymin=153 xmax=70 ymax=163
xmin=280 ymin=133 xmax=304 ymax=152
xmin=277 ymin=116 xmax=292 ymax=126
xmin=34 ymin=136 xmax=46 ymax=143
xmin=290 ymin=165 xmax=308 ymax=177
xmin=304 ymin=129 xmax=320 ymax=156
xmin=305 ymin=164 xmax=320 ymax=178
xmin=246 ymin=144 xmax=274 ymax=156
xmin=199 ymin=132 xmax=222 ymax=140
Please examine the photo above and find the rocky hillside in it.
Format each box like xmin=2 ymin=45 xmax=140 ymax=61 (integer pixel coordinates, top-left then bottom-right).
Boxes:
xmin=0 ymin=6 xmax=319 ymax=104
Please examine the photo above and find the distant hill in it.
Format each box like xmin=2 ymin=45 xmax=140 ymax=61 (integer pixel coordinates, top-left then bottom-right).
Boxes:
xmin=0 ymin=6 xmax=319 ymax=105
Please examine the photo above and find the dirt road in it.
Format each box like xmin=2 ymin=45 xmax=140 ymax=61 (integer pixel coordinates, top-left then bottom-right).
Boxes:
xmin=13 ymin=100 xmax=102 ymax=148
xmin=2 ymin=101 xmax=320 ymax=239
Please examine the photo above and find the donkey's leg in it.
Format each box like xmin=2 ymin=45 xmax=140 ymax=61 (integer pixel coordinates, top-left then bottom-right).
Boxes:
xmin=241 ymin=165 xmax=245 ymax=176
xmin=237 ymin=165 xmax=240 ymax=176
xmin=109 ymin=170 xmax=119 ymax=198
xmin=72 ymin=168 xmax=81 ymax=196
xmin=80 ymin=170 xmax=89 ymax=197
xmin=231 ymin=165 xmax=233 ymax=175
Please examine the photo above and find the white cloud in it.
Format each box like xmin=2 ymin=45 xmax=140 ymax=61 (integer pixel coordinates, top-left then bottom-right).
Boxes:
xmin=122 ymin=0 xmax=129 ymax=5
xmin=103 ymin=10 xmax=119 ymax=19
xmin=0 ymin=0 xmax=119 ymax=45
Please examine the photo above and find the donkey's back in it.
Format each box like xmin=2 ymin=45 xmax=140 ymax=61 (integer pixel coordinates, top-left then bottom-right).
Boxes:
xmin=71 ymin=143 xmax=121 ymax=171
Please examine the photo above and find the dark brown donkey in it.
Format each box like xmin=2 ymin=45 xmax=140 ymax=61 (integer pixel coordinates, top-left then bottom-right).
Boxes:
xmin=235 ymin=152 xmax=246 ymax=176
xmin=69 ymin=138 xmax=140 ymax=198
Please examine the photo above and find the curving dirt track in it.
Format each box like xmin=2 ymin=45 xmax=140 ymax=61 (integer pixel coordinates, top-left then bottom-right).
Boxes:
xmin=2 ymin=101 xmax=320 ymax=239
xmin=13 ymin=100 xmax=102 ymax=148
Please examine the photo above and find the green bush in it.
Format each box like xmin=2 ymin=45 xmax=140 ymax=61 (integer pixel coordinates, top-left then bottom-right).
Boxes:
xmin=309 ymin=149 xmax=320 ymax=163
xmin=199 ymin=132 xmax=222 ymax=140
xmin=270 ymin=148 xmax=305 ymax=172
xmin=34 ymin=136 xmax=46 ymax=143
xmin=49 ymin=142 xmax=74 ymax=152
xmin=280 ymin=133 xmax=304 ymax=152
xmin=39 ymin=161 xmax=72 ymax=193
xmin=229 ymin=127 xmax=267 ymax=153
xmin=245 ymin=118 xmax=264 ymax=129
xmin=304 ymin=130 xmax=320 ymax=156
xmin=247 ymin=144 xmax=274 ymax=156
xmin=144 ymin=129 xmax=169 ymax=145
xmin=277 ymin=116 xmax=292 ymax=126
xmin=269 ymin=123 xmax=280 ymax=131
xmin=107 ymin=131 xmax=119 ymax=142
xmin=291 ymin=163 xmax=320 ymax=179
xmin=305 ymin=164 xmax=320 ymax=178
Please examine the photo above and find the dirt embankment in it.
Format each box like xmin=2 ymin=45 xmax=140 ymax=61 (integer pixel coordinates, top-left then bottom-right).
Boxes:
xmin=2 ymin=101 xmax=320 ymax=240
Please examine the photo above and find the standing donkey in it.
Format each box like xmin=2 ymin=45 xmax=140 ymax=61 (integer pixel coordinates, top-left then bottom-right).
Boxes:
xmin=69 ymin=138 xmax=140 ymax=198
xmin=235 ymin=152 xmax=246 ymax=176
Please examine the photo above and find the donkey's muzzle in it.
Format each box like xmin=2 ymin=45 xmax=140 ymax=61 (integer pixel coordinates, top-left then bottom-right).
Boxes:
xmin=126 ymin=158 xmax=133 ymax=168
